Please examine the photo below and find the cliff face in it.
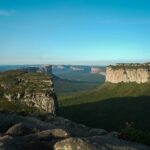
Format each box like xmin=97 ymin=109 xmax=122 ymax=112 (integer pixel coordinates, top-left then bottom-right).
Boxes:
xmin=106 ymin=63 xmax=150 ymax=83
xmin=0 ymin=69 xmax=58 ymax=114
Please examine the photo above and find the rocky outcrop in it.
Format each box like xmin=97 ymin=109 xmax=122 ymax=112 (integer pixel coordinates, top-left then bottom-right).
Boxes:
xmin=91 ymin=67 xmax=106 ymax=75
xmin=0 ymin=65 xmax=150 ymax=149
xmin=5 ymin=123 xmax=32 ymax=136
xmin=54 ymin=137 xmax=96 ymax=150
xmin=0 ymin=112 xmax=149 ymax=150
xmin=0 ymin=70 xmax=58 ymax=114
xmin=106 ymin=63 xmax=150 ymax=83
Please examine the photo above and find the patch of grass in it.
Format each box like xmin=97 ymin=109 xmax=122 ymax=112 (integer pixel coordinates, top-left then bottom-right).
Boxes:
xmin=59 ymin=82 xmax=150 ymax=106
xmin=59 ymin=96 xmax=150 ymax=132
xmin=52 ymin=65 xmax=105 ymax=82
xmin=59 ymin=83 xmax=150 ymax=132
xmin=108 ymin=65 xmax=150 ymax=70
xmin=120 ymin=122 xmax=150 ymax=145
xmin=0 ymin=70 xmax=52 ymax=97
xmin=54 ymin=70 xmax=105 ymax=83
xmin=53 ymin=77 xmax=101 ymax=96
xmin=0 ymin=100 xmax=44 ymax=116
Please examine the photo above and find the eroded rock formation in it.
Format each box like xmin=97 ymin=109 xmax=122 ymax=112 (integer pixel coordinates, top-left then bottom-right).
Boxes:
xmin=0 ymin=69 xmax=58 ymax=114
xmin=106 ymin=63 xmax=150 ymax=83
xmin=0 ymin=66 xmax=150 ymax=149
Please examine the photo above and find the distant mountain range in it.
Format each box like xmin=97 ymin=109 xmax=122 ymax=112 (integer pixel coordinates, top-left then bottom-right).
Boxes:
xmin=52 ymin=65 xmax=105 ymax=75
xmin=0 ymin=64 xmax=106 ymax=83
xmin=0 ymin=65 xmax=106 ymax=74
xmin=52 ymin=65 xmax=105 ymax=83
xmin=0 ymin=65 xmax=106 ymax=96
xmin=0 ymin=65 xmax=41 ymax=72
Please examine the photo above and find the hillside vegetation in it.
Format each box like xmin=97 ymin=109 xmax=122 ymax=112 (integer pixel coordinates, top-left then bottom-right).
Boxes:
xmin=53 ymin=70 xmax=105 ymax=83
xmin=53 ymin=67 xmax=105 ymax=96
xmin=0 ymin=100 xmax=42 ymax=115
xmin=59 ymin=83 xmax=150 ymax=106
xmin=59 ymin=83 xmax=150 ymax=131
xmin=53 ymin=77 xmax=101 ymax=96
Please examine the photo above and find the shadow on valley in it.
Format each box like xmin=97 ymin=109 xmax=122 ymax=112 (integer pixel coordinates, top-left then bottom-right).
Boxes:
xmin=53 ymin=77 xmax=102 ymax=96
xmin=59 ymin=96 xmax=150 ymax=132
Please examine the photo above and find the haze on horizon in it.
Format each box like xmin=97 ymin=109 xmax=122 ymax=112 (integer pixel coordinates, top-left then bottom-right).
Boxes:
xmin=0 ymin=0 xmax=150 ymax=65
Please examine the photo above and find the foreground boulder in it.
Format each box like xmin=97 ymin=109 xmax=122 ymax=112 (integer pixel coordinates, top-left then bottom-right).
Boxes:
xmin=26 ymin=128 xmax=69 ymax=140
xmin=54 ymin=137 xmax=96 ymax=150
xmin=0 ymin=112 xmax=150 ymax=150
xmin=5 ymin=123 xmax=32 ymax=136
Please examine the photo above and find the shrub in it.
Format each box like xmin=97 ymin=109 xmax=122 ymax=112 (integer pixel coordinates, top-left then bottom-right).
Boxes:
xmin=0 ymin=100 xmax=44 ymax=116
xmin=120 ymin=122 xmax=150 ymax=145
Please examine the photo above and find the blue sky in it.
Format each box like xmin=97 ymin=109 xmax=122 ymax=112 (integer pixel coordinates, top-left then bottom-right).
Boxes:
xmin=0 ymin=0 xmax=150 ymax=65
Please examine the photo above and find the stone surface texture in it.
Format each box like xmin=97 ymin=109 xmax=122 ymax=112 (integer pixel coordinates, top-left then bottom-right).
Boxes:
xmin=0 ymin=66 xmax=58 ymax=114
xmin=106 ymin=63 xmax=150 ymax=83
xmin=0 ymin=112 xmax=149 ymax=150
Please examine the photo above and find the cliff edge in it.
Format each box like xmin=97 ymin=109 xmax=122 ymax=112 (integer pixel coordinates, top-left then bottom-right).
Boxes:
xmin=0 ymin=69 xmax=58 ymax=114
xmin=106 ymin=63 xmax=150 ymax=83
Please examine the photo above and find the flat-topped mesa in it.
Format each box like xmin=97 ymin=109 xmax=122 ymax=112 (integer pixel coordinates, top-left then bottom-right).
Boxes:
xmin=106 ymin=63 xmax=150 ymax=84
xmin=0 ymin=69 xmax=58 ymax=114
xmin=20 ymin=65 xmax=52 ymax=75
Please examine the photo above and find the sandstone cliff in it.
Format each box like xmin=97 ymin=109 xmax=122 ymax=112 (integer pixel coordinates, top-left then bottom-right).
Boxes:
xmin=106 ymin=63 xmax=150 ymax=83
xmin=0 ymin=69 xmax=58 ymax=114
xmin=0 ymin=67 xmax=150 ymax=149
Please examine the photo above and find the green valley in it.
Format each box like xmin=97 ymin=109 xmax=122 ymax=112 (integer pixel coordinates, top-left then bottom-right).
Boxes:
xmin=59 ymin=83 xmax=150 ymax=131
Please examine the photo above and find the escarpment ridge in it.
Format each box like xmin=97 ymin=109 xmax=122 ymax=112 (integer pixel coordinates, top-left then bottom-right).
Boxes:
xmin=0 ymin=66 xmax=150 ymax=149
xmin=0 ymin=67 xmax=58 ymax=114
xmin=106 ymin=63 xmax=150 ymax=83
